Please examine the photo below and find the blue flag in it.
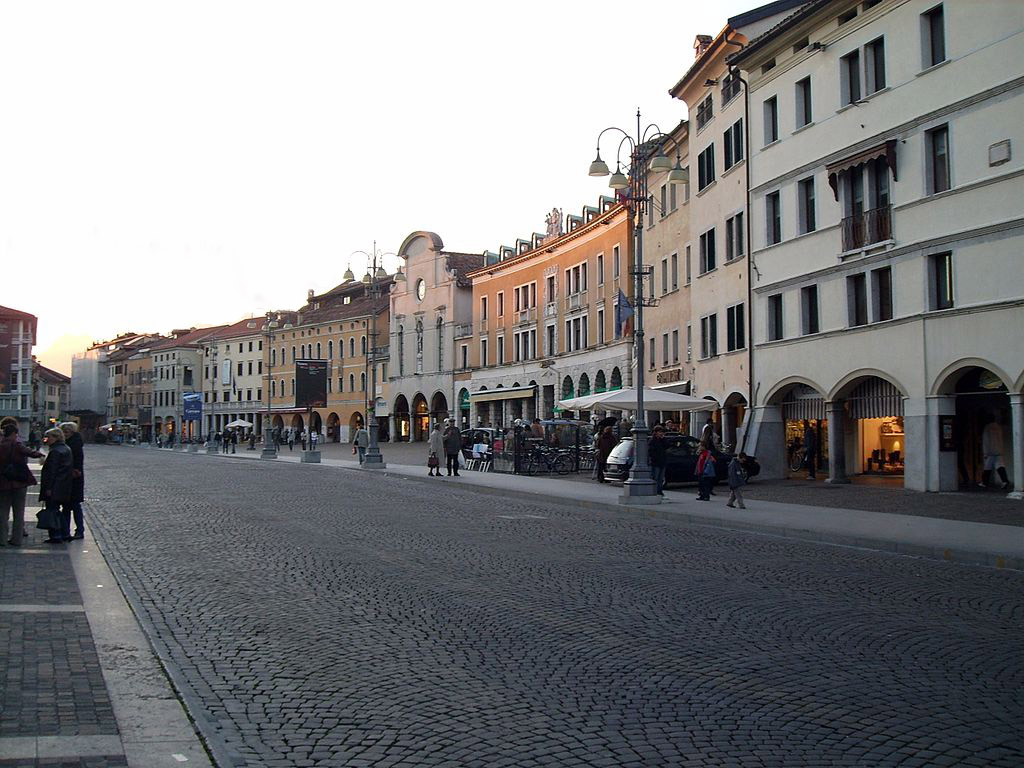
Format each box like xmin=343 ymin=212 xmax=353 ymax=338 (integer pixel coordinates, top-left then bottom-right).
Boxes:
xmin=615 ymin=289 xmax=634 ymax=338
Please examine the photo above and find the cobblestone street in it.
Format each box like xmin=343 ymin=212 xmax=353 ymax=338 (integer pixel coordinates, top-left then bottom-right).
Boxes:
xmin=84 ymin=447 xmax=1023 ymax=767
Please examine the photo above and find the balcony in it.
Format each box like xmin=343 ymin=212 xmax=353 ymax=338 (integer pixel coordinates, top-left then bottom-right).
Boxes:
xmin=564 ymin=291 xmax=588 ymax=312
xmin=841 ymin=205 xmax=892 ymax=252
xmin=515 ymin=307 xmax=537 ymax=325
xmin=544 ymin=302 xmax=558 ymax=319
xmin=454 ymin=323 xmax=473 ymax=339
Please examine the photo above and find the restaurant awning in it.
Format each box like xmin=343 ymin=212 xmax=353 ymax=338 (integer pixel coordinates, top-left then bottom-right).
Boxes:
xmin=469 ymin=385 xmax=536 ymax=403
xmin=827 ymin=139 xmax=897 ymax=200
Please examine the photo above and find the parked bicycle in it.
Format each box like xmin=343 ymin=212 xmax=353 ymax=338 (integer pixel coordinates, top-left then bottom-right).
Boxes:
xmin=523 ymin=446 xmax=574 ymax=475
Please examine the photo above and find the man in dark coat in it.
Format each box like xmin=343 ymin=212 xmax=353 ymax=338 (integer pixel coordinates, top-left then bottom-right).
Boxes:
xmin=60 ymin=422 xmax=86 ymax=539
xmin=40 ymin=428 xmax=74 ymax=543
xmin=443 ymin=421 xmax=462 ymax=477
xmin=803 ymin=420 xmax=817 ymax=480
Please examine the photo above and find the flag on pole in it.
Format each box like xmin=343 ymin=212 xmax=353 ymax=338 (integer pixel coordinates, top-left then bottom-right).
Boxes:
xmin=615 ymin=289 xmax=634 ymax=338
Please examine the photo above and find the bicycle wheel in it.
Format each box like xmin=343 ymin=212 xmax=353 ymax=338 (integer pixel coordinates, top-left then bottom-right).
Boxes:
xmin=523 ymin=459 xmax=539 ymax=476
xmin=554 ymin=454 xmax=574 ymax=475
xmin=789 ymin=451 xmax=804 ymax=473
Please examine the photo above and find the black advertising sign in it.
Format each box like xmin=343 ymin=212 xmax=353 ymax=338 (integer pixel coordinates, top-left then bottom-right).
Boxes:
xmin=939 ymin=415 xmax=956 ymax=452
xmin=295 ymin=359 xmax=328 ymax=409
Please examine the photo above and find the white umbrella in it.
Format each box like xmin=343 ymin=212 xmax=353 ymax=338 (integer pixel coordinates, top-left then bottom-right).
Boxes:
xmin=224 ymin=419 xmax=253 ymax=428
xmin=558 ymin=387 xmax=717 ymax=412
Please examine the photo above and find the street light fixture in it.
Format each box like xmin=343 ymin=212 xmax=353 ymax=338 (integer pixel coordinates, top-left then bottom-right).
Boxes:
xmin=260 ymin=311 xmax=279 ymax=459
xmin=588 ymin=109 xmax=685 ymax=505
xmin=350 ymin=242 xmax=402 ymax=470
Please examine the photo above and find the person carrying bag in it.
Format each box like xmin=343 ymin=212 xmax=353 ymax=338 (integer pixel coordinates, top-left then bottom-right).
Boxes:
xmin=0 ymin=418 xmax=43 ymax=547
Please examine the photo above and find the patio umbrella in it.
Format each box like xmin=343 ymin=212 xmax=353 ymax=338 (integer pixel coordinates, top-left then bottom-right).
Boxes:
xmin=558 ymin=388 xmax=717 ymax=413
xmin=224 ymin=419 xmax=253 ymax=429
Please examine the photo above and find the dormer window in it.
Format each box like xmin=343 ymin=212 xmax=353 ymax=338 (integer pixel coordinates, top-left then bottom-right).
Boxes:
xmin=343 ymin=296 xmax=351 ymax=305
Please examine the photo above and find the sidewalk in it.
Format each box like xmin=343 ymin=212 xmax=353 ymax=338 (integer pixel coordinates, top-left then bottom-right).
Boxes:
xmin=172 ymin=441 xmax=1024 ymax=571
xmin=0 ymin=459 xmax=212 ymax=768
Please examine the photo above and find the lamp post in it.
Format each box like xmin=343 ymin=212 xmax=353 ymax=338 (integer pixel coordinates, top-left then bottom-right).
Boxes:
xmin=351 ymin=243 xmax=405 ymax=469
xmin=588 ymin=109 xmax=688 ymax=505
xmin=261 ymin=311 xmax=279 ymax=459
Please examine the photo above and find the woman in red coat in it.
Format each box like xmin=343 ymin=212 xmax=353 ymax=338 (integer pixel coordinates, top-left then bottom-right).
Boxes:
xmin=0 ymin=418 xmax=43 ymax=546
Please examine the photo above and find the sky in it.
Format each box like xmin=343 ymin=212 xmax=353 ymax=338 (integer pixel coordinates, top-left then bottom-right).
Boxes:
xmin=1 ymin=0 xmax=755 ymax=375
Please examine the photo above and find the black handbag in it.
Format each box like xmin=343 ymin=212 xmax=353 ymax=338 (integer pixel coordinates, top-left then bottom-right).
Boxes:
xmin=36 ymin=506 xmax=58 ymax=530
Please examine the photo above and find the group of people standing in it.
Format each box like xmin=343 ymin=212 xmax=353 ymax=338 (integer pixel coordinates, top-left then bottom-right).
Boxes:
xmin=427 ymin=421 xmax=464 ymax=477
xmin=0 ymin=418 xmax=85 ymax=546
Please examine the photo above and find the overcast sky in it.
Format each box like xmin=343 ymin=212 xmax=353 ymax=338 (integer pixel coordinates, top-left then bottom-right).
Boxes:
xmin=1 ymin=1 xmax=754 ymax=374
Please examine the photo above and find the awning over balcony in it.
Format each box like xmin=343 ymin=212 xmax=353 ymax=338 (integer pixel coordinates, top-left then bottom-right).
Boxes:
xmin=469 ymin=385 xmax=536 ymax=403
xmin=827 ymin=139 xmax=898 ymax=200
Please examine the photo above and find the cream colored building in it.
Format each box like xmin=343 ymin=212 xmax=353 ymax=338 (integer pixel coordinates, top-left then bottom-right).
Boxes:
xmin=734 ymin=0 xmax=1024 ymax=495
xmin=201 ymin=318 xmax=269 ymax=439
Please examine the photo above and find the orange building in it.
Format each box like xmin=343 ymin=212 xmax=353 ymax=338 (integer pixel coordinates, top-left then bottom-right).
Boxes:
xmin=265 ymin=277 xmax=391 ymax=443
xmin=463 ymin=198 xmax=633 ymax=425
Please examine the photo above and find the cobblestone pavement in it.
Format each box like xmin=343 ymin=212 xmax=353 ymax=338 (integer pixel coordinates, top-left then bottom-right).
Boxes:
xmin=86 ymin=447 xmax=1023 ymax=767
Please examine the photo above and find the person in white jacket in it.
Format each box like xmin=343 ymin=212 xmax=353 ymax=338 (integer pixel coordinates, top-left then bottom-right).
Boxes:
xmin=980 ymin=412 xmax=1010 ymax=489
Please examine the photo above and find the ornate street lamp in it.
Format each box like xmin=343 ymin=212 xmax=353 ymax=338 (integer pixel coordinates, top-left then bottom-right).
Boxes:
xmin=350 ymin=243 xmax=405 ymax=469
xmin=260 ymin=311 xmax=279 ymax=459
xmin=588 ymin=110 xmax=687 ymax=505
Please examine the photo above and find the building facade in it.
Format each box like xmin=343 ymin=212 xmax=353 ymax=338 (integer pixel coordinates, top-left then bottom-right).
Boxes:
xmin=150 ymin=327 xmax=223 ymax=442
xmin=32 ymin=362 xmax=70 ymax=431
xmin=735 ymin=0 xmax=1024 ymax=494
xmin=71 ymin=332 xmax=155 ymax=440
xmin=465 ymin=199 xmax=633 ymax=427
xmin=201 ymin=318 xmax=268 ymax=440
xmin=389 ymin=232 xmax=482 ymax=441
xmin=0 ymin=305 xmax=37 ymax=435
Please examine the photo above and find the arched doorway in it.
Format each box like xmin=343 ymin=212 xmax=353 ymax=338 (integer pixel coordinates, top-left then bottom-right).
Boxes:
xmin=936 ymin=365 xmax=1012 ymax=490
xmin=831 ymin=374 xmax=906 ymax=482
xmin=290 ymin=415 xmax=305 ymax=434
xmin=326 ymin=412 xmax=340 ymax=442
xmin=349 ymin=411 xmax=364 ymax=440
xmin=310 ymin=411 xmax=323 ymax=436
xmin=722 ymin=392 xmax=748 ymax=452
xmin=610 ymin=367 xmax=622 ymax=391
xmin=412 ymin=393 xmax=429 ymax=441
xmin=272 ymin=415 xmax=284 ymax=430
xmin=430 ymin=391 xmax=449 ymax=428
xmin=774 ymin=382 xmax=827 ymax=480
xmin=458 ymin=388 xmax=470 ymax=429
xmin=393 ymin=394 xmax=410 ymax=442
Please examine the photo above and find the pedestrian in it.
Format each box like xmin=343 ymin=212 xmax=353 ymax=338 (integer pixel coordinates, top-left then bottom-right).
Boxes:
xmin=59 ymin=422 xmax=86 ymax=540
xmin=803 ymin=420 xmax=817 ymax=480
xmin=300 ymin=429 xmax=308 ymax=451
xmin=695 ymin=447 xmax=716 ymax=501
xmin=230 ymin=430 xmax=237 ymax=454
xmin=531 ymin=418 xmax=544 ymax=439
xmin=699 ymin=414 xmax=717 ymax=450
xmin=726 ymin=452 xmax=749 ymax=509
xmin=287 ymin=430 xmax=294 ymax=451
xmin=428 ymin=423 xmax=444 ymax=477
xmin=353 ymin=425 xmax=369 ymax=464
xmin=443 ymin=420 xmax=462 ymax=476
xmin=27 ymin=428 xmax=39 ymax=450
xmin=310 ymin=431 xmax=318 ymax=449
xmin=648 ymin=426 xmax=667 ymax=495
xmin=1 ymin=419 xmax=43 ymax=547
xmin=39 ymin=427 xmax=74 ymax=543
xmin=980 ymin=411 xmax=1010 ymax=489
xmin=595 ymin=426 xmax=616 ymax=483
xmin=248 ymin=431 xmax=256 ymax=450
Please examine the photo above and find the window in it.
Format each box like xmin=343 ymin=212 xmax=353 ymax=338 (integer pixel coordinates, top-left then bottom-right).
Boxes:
xmin=360 ymin=372 xmax=366 ymax=391
xmin=696 ymin=93 xmax=713 ymax=130
xmin=699 ymin=229 xmax=716 ymax=274
xmin=922 ymin=4 xmax=946 ymax=68
xmin=927 ymin=125 xmax=950 ymax=194
xmin=723 ymin=119 xmax=744 ymax=170
xmin=801 ymin=286 xmax=820 ymax=335
xmin=721 ymin=70 xmax=741 ymax=104
xmin=798 ymin=177 xmax=816 ymax=234
xmin=670 ymin=253 xmax=678 ymax=290
xmin=685 ymin=245 xmax=692 ymax=284
xmin=670 ymin=183 xmax=677 ymax=211
xmin=247 ymin=360 xmax=253 ymax=375
xmin=659 ymin=184 xmax=667 ymax=218
xmin=613 ymin=245 xmax=620 ymax=279
xmin=349 ymin=338 xmax=355 ymax=357
xmin=872 ymin=266 xmax=893 ymax=322
xmin=848 ymin=273 xmax=868 ymax=326
xmin=930 ymin=252 xmax=954 ymax=310
xmin=795 ymin=77 xmax=812 ymax=128
xmin=597 ymin=309 xmax=605 ymax=344
xmin=660 ymin=259 xmax=668 ymax=295
xmin=697 ymin=145 xmax=716 ymax=190
xmin=328 ymin=340 xmax=333 ymax=359
xmin=480 ymin=296 xmax=488 ymax=321
xmin=725 ymin=213 xmax=744 ymax=261
xmin=480 ymin=338 xmax=488 ymax=367
xmin=841 ymin=50 xmax=862 ymax=105
xmin=839 ymin=7 xmax=857 ymax=24
xmin=497 ymin=292 xmax=504 ymax=317
xmin=361 ymin=336 xmax=367 ymax=355
xmin=763 ymin=97 xmax=778 ymax=145
xmin=726 ymin=303 xmax=745 ymax=352
xmin=545 ymin=275 xmax=556 ymax=303
xmin=497 ymin=335 xmax=505 ymax=365
xmin=348 ymin=374 xmax=354 ymax=391
xmin=662 ymin=333 xmax=669 ymax=368
xmin=700 ymin=314 xmax=718 ymax=358
xmin=460 ymin=344 xmax=468 ymax=369
xmin=686 ymin=324 xmax=692 ymax=361
xmin=766 ymin=191 xmax=781 ymax=245
xmin=649 ymin=337 xmax=656 ymax=370
xmin=865 ymin=38 xmax=886 ymax=94
xmin=672 ymin=329 xmax=679 ymax=363
xmin=793 ymin=36 xmax=809 ymax=53
xmin=767 ymin=294 xmax=784 ymax=341
xmin=597 ymin=253 xmax=604 ymax=285
xmin=545 ymin=325 xmax=555 ymax=356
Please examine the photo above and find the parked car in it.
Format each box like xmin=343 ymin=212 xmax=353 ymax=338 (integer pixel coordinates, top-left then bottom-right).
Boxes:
xmin=603 ymin=434 xmax=756 ymax=487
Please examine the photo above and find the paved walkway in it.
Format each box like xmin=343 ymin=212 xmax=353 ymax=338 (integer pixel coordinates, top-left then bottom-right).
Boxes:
xmin=154 ymin=440 xmax=1024 ymax=571
xmin=0 ymin=458 xmax=212 ymax=768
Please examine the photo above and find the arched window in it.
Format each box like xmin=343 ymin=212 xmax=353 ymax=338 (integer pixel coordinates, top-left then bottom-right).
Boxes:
xmin=361 ymin=336 xmax=367 ymax=355
xmin=436 ymin=317 xmax=444 ymax=371
xmin=281 ymin=347 xmax=286 ymax=365
xmin=271 ymin=380 xmax=276 ymax=397
xmin=349 ymin=338 xmax=355 ymax=357
xmin=290 ymin=379 xmax=295 ymax=395
xmin=349 ymin=373 xmax=355 ymax=391
xmin=398 ymin=326 xmax=405 ymax=376
xmin=360 ymin=372 xmax=366 ymax=391
xmin=271 ymin=349 xmax=277 ymax=367
xmin=280 ymin=378 xmax=285 ymax=395
xmin=291 ymin=346 xmax=296 ymax=362
xmin=316 ymin=342 xmax=321 ymax=359
xmin=328 ymin=340 xmax=333 ymax=359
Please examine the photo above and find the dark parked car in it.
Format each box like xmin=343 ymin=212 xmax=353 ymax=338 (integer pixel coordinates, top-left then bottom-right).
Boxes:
xmin=603 ymin=434 xmax=756 ymax=487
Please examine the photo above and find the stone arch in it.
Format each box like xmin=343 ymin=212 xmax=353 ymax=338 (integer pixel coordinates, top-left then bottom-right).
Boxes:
xmin=829 ymin=369 xmax=908 ymax=402
xmin=310 ymin=411 xmax=322 ymax=434
xmin=394 ymin=393 xmax=411 ymax=442
xmin=610 ymin=367 xmax=622 ymax=390
xmin=763 ymin=375 xmax=828 ymax=406
xmin=595 ymin=370 xmax=607 ymax=393
xmin=578 ymin=372 xmax=591 ymax=396
xmin=326 ymin=412 xmax=340 ymax=442
xmin=349 ymin=411 xmax=364 ymax=437
xmin=931 ymin=358 xmax=1014 ymax=396
xmin=561 ymin=375 xmax=574 ymax=399
xmin=430 ymin=391 xmax=449 ymax=423
xmin=290 ymin=414 xmax=304 ymax=431
xmin=272 ymin=415 xmax=284 ymax=430
xmin=412 ymin=392 xmax=429 ymax=441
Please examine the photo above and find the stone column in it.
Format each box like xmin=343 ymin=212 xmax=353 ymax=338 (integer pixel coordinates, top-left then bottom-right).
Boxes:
xmin=749 ymin=405 xmax=785 ymax=480
xmin=925 ymin=395 xmax=958 ymax=492
xmin=1008 ymin=394 xmax=1023 ymax=500
xmin=825 ymin=400 xmax=849 ymax=484
xmin=721 ymin=408 xmax=736 ymax=450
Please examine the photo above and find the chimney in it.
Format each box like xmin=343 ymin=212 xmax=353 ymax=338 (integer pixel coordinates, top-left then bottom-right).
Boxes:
xmin=695 ymin=34 xmax=713 ymax=58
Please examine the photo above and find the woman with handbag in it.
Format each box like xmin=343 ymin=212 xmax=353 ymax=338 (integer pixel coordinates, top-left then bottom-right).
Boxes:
xmin=39 ymin=427 xmax=74 ymax=543
xmin=428 ymin=424 xmax=444 ymax=477
xmin=0 ymin=418 xmax=43 ymax=547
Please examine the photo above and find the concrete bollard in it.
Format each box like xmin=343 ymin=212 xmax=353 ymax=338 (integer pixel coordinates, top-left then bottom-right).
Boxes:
xmin=301 ymin=450 xmax=321 ymax=464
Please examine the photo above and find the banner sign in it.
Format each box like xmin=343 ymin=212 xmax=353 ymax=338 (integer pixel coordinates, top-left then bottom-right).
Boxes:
xmin=295 ymin=359 xmax=328 ymax=409
xmin=183 ymin=392 xmax=203 ymax=421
